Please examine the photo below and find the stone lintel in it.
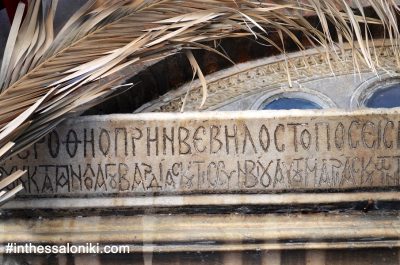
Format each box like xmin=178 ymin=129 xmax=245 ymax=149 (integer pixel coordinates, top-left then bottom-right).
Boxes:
xmin=1 ymin=109 xmax=400 ymax=209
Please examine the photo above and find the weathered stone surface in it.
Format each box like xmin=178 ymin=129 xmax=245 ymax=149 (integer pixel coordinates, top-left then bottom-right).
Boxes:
xmin=1 ymin=109 xmax=400 ymax=197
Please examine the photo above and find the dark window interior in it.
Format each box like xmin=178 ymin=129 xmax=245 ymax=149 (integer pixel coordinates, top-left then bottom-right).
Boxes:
xmin=262 ymin=97 xmax=322 ymax=110
xmin=366 ymin=84 xmax=400 ymax=108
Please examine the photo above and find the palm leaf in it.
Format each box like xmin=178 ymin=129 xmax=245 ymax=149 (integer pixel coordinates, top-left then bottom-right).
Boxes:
xmin=0 ymin=0 xmax=399 ymax=204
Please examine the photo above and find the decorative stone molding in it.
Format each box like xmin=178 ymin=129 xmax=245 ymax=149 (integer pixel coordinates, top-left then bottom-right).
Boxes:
xmin=1 ymin=211 xmax=400 ymax=253
xmin=137 ymin=44 xmax=400 ymax=112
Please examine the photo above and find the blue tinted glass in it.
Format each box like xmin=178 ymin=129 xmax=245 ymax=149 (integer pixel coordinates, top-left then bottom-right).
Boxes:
xmin=262 ymin=97 xmax=322 ymax=110
xmin=366 ymin=84 xmax=400 ymax=108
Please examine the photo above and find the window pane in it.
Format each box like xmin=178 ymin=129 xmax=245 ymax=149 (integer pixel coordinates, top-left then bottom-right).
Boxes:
xmin=262 ymin=97 xmax=322 ymax=110
xmin=366 ymin=84 xmax=400 ymax=108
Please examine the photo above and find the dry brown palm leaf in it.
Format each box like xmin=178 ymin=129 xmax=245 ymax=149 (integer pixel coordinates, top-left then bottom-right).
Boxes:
xmin=0 ymin=0 xmax=399 ymax=204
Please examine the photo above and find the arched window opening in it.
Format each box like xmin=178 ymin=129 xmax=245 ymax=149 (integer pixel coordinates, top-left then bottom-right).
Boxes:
xmin=261 ymin=97 xmax=322 ymax=110
xmin=366 ymin=83 xmax=400 ymax=108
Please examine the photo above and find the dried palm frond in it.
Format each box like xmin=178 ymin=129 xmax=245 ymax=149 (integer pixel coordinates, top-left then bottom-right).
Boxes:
xmin=0 ymin=0 xmax=399 ymax=204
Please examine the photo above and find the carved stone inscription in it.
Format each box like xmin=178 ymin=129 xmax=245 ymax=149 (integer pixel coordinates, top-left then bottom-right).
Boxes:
xmin=1 ymin=110 xmax=400 ymax=196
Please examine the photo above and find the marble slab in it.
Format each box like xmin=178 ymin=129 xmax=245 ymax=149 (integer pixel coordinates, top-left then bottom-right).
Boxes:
xmin=1 ymin=109 xmax=400 ymax=198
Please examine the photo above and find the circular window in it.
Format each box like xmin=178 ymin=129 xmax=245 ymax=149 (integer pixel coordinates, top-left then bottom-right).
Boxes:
xmin=251 ymin=90 xmax=335 ymax=110
xmin=262 ymin=97 xmax=322 ymax=110
xmin=351 ymin=75 xmax=400 ymax=109
xmin=365 ymin=83 xmax=400 ymax=108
